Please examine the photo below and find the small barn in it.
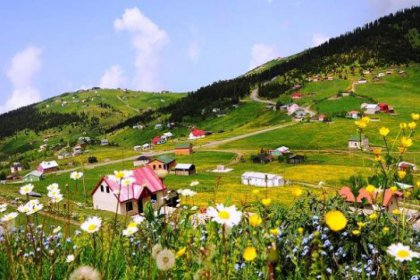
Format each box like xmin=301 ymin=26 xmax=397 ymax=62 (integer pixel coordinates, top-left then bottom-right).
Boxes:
xmin=148 ymin=155 xmax=176 ymax=172
xmin=348 ymin=136 xmax=369 ymax=150
xmin=291 ymin=92 xmax=303 ymax=100
xmin=10 ymin=162 xmax=23 ymax=174
xmin=189 ymin=129 xmax=206 ymax=140
xmin=24 ymin=170 xmax=43 ymax=182
xmin=172 ymin=163 xmax=196 ymax=176
xmin=133 ymin=155 xmax=151 ymax=167
xmin=37 ymin=161 xmax=59 ymax=173
xmin=175 ymin=143 xmax=193 ymax=155
xmin=287 ymin=154 xmax=305 ymax=164
xmin=361 ymin=103 xmax=379 ymax=115
xmin=241 ymin=172 xmax=284 ymax=187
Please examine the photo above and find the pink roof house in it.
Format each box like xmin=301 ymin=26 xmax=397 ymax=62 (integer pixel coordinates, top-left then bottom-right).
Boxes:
xmin=91 ymin=166 xmax=167 ymax=215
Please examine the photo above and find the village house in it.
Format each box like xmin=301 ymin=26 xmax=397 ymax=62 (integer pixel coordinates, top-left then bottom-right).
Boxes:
xmin=91 ymin=166 xmax=167 ymax=215
xmin=100 ymin=139 xmax=109 ymax=146
xmin=287 ymin=104 xmax=300 ymax=115
xmin=358 ymin=78 xmax=367 ymax=84
xmin=241 ymin=172 xmax=284 ymax=187
xmin=132 ymin=124 xmax=144 ymax=130
xmin=151 ymin=136 xmax=166 ymax=145
xmin=37 ymin=161 xmax=59 ymax=173
xmin=377 ymin=72 xmax=385 ymax=77
xmin=398 ymin=162 xmax=418 ymax=172
xmin=287 ymin=154 xmax=305 ymax=164
xmin=189 ymin=129 xmax=206 ymax=140
xmin=291 ymin=92 xmax=303 ymax=100
xmin=361 ymin=103 xmax=380 ymax=115
xmin=318 ymin=114 xmax=327 ymax=122
xmin=346 ymin=110 xmax=360 ymax=119
xmin=348 ymin=136 xmax=369 ymax=150
xmin=39 ymin=144 xmax=48 ymax=152
xmin=148 ymin=155 xmax=176 ymax=172
xmin=10 ymin=162 xmax=23 ymax=174
xmin=154 ymin=124 xmax=163 ymax=130
xmin=212 ymin=165 xmax=233 ymax=173
xmin=24 ymin=170 xmax=43 ymax=182
xmin=339 ymin=186 xmax=403 ymax=212
xmin=171 ymin=163 xmax=196 ymax=176
xmin=78 ymin=137 xmax=91 ymax=147
xmin=133 ymin=155 xmax=151 ymax=167
xmin=57 ymin=151 xmax=72 ymax=160
xmin=175 ymin=143 xmax=193 ymax=155
xmin=327 ymin=76 xmax=334 ymax=81
xmin=162 ymin=132 xmax=173 ymax=140
xmin=73 ymin=145 xmax=83 ymax=156
xmin=270 ymin=146 xmax=290 ymax=156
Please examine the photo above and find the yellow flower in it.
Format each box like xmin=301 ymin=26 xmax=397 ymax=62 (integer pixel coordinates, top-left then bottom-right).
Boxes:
xmin=325 ymin=210 xmax=347 ymax=232
xmin=176 ymin=247 xmax=186 ymax=258
xmin=372 ymin=148 xmax=382 ymax=155
xmin=408 ymin=122 xmax=416 ymax=130
xmin=357 ymin=222 xmax=366 ymax=229
xmin=379 ymin=127 xmax=390 ymax=137
xmin=249 ymin=214 xmax=262 ymax=227
xmin=355 ymin=120 xmax=367 ymax=129
xmin=269 ymin=228 xmax=280 ymax=236
xmin=382 ymin=227 xmax=390 ymax=233
xmin=292 ymin=188 xmax=303 ymax=197
xmin=374 ymin=155 xmax=383 ymax=162
xmin=400 ymin=137 xmax=413 ymax=148
xmin=400 ymin=122 xmax=407 ymax=129
xmin=389 ymin=186 xmax=398 ymax=193
xmin=261 ymin=198 xmax=272 ymax=207
xmin=369 ymin=213 xmax=378 ymax=220
xmin=398 ymin=170 xmax=406 ymax=179
xmin=252 ymin=189 xmax=260 ymax=195
xmin=392 ymin=209 xmax=401 ymax=215
xmin=398 ymin=147 xmax=406 ymax=154
xmin=411 ymin=113 xmax=419 ymax=121
xmin=243 ymin=247 xmax=257 ymax=261
xmin=352 ymin=230 xmax=361 ymax=236
xmin=365 ymin=185 xmax=376 ymax=194
xmin=361 ymin=116 xmax=370 ymax=123
xmin=297 ymin=227 xmax=304 ymax=234
xmin=114 ymin=170 xmax=127 ymax=180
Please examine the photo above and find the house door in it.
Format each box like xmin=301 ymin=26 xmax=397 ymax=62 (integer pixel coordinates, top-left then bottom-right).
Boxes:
xmin=138 ymin=200 xmax=143 ymax=213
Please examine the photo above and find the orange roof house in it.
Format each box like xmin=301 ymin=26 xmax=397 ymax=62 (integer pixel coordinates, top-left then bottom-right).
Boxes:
xmin=339 ymin=186 xmax=403 ymax=211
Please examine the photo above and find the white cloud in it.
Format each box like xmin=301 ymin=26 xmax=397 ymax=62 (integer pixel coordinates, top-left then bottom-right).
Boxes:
xmin=114 ymin=7 xmax=168 ymax=91
xmin=367 ymin=0 xmax=418 ymax=14
xmin=249 ymin=43 xmax=280 ymax=70
xmin=0 ymin=47 xmax=42 ymax=113
xmin=188 ymin=41 xmax=200 ymax=63
xmin=312 ymin=33 xmax=329 ymax=47
xmin=99 ymin=65 xmax=127 ymax=88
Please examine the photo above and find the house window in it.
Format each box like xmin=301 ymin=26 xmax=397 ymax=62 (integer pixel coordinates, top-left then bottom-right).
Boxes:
xmin=153 ymin=165 xmax=156 ymax=170
xmin=151 ymin=193 xmax=157 ymax=203
xmin=106 ymin=186 xmax=110 ymax=193
xmin=159 ymin=165 xmax=162 ymax=169
xmin=126 ymin=202 xmax=133 ymax=212
xmin=100 ymin=185 xmax=104 ymax=192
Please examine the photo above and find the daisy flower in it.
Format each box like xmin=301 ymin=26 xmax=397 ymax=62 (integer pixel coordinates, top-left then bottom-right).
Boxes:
xmin=70 ymin=171 xmax=83 ymax=180
xmin=80 ymin=216 xmax=102 ymax=233
xmin=387 ymin=243 xmax=419 ymax=262
xmin=1 ymin=212 xmax=18 ymax=223
xmin=19 ymin=184 xmax=34 ymax=195
xmin=207 ymin=204 xmax=242 ymax=228
xmin=0 ymin=204 xmax=7 ymax=213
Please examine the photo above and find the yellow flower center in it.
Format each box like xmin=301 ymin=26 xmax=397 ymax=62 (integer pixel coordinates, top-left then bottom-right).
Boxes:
xmin=396 ymin=250 xmax=409 ymax=258
xmin=218 ymin=210 xmax=230 ymax=220
xmin=87 ymin=224 xmax=97 ymax=231
xmin=163 ymin=256 xmax=169 ymax=264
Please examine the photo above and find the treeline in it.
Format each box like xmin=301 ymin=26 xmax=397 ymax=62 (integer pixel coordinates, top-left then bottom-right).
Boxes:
xmin=258 ymin=82 xmax=291 ymax=99
xmin=0 ymin=106 xmax=88 ymax=139
xmin=247 ymin=7 xmax=420 ymax=84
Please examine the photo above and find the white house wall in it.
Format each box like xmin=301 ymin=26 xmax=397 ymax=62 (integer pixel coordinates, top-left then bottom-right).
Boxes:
xmin=92 ymin=182 xmax=120 ymax=214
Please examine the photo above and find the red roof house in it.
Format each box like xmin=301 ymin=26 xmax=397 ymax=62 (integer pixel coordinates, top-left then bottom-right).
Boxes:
xmin=189 ymin=129 xmax=206 ymax=140
xmin=291 ymin=92 xmax=303 ymax=100
xmin=378 ymin=103 xmax=389 ymax=112
xmin=339 ymin=186 xmax=403 ymax=211
xmin=91 ymin=166 xmax=167 ymax=215
xmin=152 ymin=136 xmax=162 ymax=145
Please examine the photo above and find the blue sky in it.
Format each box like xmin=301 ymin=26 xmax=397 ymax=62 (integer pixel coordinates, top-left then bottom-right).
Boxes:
xmin=0 ymin=0 xmax=418 ymax=112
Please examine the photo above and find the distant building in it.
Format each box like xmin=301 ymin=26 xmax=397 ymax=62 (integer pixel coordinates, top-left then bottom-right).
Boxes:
xmin=37 ymin=161 xmax=59 ymax=173
xmin=270 ymin=146 xmax=290 ymax=156
xmin=175 ymin=143 xmax=193 ymax=155
xmin=339 ymin=186 xmax=402 ymax=212
xmin=152 ymin=136 xmax=166 ymax=145
xmin=189 ymin=129 xmax=206 ymax=140
xmin=287 ymin=154 xmax=305 ymax=164
xmin=148 ymin=155 xmax=176 ymax=172
xmin=10 ymin=162 xmax=23 ymax=174
xmin=24 ymin=170 xmax=43 ymax=182
xmin=291 ymin=92 xmax=303 ymax=100
xmin=101 ymin=139 xmax=109 ymax=146
xmin=241 ymin=172 xmax=284 ymax=187
xmin=348 ymin=136 xmax=369 ymax=150
xmin=73 ymin=145 xmax=83 ymax=156
xmin=133 ymin=155 xmax=151 ymax=167
xmin=398 ymin=162 xmax=417 ymax=171
xmin=361 ymin=103 xmax=380 ymax=115
xmin=346 ymin=110 xmax=360 ymax=119
xmin=358 ymin=78 xmax=367 ymax=84
xmin=91 ymin=166 xmax=167 ymax=215
xmin=172 ymin=163 xmax=196 ymax=176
